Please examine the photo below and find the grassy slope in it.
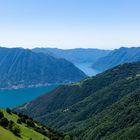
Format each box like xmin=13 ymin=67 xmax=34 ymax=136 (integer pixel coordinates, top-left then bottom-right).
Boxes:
xmin=0 ymin=109 xmax=49 ymax=140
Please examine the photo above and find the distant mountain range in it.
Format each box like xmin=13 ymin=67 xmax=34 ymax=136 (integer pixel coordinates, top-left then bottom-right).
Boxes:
xmin=32 ymin=48 xmax=110 ymax=76
xmin=0 ymin=47 xmax=86 ymax=89
xmin=33 ymin=47 xmax=140 ymax=75
xmin=15 ymin=62 xmax=140 ymax=140
xmin=92 ymin=47 xmax=140 ymax=71
xmin=1 ymin=46 xmax=140 ymax=89
xmin=32 ymin=48 xmax=111 ymax=64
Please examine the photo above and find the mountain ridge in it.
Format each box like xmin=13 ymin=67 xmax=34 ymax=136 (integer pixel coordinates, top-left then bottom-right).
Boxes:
xmin=92 ymin=47 xmax=140 ymax=71
xmin=32 ymin=47 xmax=111 ymax=64
xmin=0 ymin=47 xmax=86 ymax=89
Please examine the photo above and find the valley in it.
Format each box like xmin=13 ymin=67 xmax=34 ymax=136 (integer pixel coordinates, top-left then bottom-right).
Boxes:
xmin=1 ymin=1 xmax=140 ymax=139
xmin=15 ymin=62 xmax=140 ymax=140
xmin=0 ymin=47 xmax=140 ymax=140
xmin=92 ymin=47 xmax=140 ymax=71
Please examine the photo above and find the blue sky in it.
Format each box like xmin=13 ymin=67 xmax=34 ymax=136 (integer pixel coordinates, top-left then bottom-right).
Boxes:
xmin=0 ymin=0 xmax=140 ymax=49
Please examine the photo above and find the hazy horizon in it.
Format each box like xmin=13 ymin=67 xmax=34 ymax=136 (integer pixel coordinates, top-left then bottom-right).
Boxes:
xmin=0 ymin=45 xmax=140 ymax=50
xmin=0 ymin=0 xmax=140 ymax=49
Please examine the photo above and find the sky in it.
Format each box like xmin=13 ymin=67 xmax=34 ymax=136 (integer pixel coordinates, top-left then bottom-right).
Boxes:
xmin=0 ymin=0 xmax=140 ymax=49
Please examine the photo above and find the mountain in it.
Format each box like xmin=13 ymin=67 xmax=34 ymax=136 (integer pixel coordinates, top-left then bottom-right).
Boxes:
xmin=32 ymin=48 xmax=110 ymax=64
xmin=0 ymin=47 xmax=86 ymax=89
xmin=0 ymin=108 xmax=74 ymax=140
xmin=92 ymin=47 xmax=140 ymax=71
xmin=15 ymin=62 xmax=140 ymax=140
xmin=32 ymin=48 xmax=110 ymax=76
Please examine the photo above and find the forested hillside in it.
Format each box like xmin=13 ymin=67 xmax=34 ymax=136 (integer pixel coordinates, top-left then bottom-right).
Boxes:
xmin=15 ymin=62 xmax=140 ymax=140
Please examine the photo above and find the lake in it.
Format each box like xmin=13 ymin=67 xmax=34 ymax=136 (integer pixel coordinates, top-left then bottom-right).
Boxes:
xmin=0 ymin=85 xmax=58 ymax=109
xmin=75 ymin=63 xmax=100 ymax=76
xmin=0 ymin=63 xmax=99 ymax=109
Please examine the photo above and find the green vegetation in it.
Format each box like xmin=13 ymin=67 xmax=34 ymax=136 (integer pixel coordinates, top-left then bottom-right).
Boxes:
xmin=0 ymin=109 xmax=74 ymax=140
xmin=69 ymin=90 xmax=140 ymax=140
xmin=6 ymin=108 xmax=12 ymax=114
xmin=15 ymin=62 xmax=140 ymax=140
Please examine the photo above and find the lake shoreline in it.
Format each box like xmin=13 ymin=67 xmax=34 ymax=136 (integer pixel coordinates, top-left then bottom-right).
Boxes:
xmin=0 ymin=83 xmax=63 ymax=90
xmin=0 ymin=84 xmax=59 ymax=108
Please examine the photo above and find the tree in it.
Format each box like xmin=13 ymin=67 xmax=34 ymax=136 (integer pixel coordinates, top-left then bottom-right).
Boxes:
xmin=27 ymin=120 xmax=35 ymax=127
xmin=12 ymin=125 xmax=21 ymax=137
xmin=0 ymin=111 xmax=4 ymax=119
xmin=63 ymin=135 xmax=72 ymax=140
xmin=8 ymin=120 xmax=14 ymax=130
xmin=6 ymin=108 xmax=12 ymax=114
xmin=0 ymin=117 xmax=9 ymax=127
xmin=20 ymin=117 xmax=26 ymax=123
xmin=17 ymin=118 xmax=22 ymax=124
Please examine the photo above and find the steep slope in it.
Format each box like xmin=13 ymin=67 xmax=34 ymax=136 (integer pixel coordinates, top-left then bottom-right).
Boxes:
xmin=70 ymin=90 xmax=140 ymax=140
xmin=32 ymin=48 xmax=110 ymax=64
xmin=0 ymin=109 xmax=74 ymax=140
xmin=15 ymin=62 xmax=140 ymax=140
xmin=92 ymin=47 xmax=140 ymax=71
xmin=0 ymin=47 xmax=86 ymax=88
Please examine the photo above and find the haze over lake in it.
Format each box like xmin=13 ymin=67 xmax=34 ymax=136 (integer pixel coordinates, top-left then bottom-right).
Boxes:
xmin=75 ymin=63 xmax=100 ymax=76
xmin=0 ymin=85 xmax=58 ymax=108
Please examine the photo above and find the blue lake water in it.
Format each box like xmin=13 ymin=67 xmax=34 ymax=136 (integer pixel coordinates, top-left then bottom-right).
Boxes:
xmin=0 ymin=63 xmax=99 ymax=109
xmin=0 ymin=85 xmax=58 ymax=109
